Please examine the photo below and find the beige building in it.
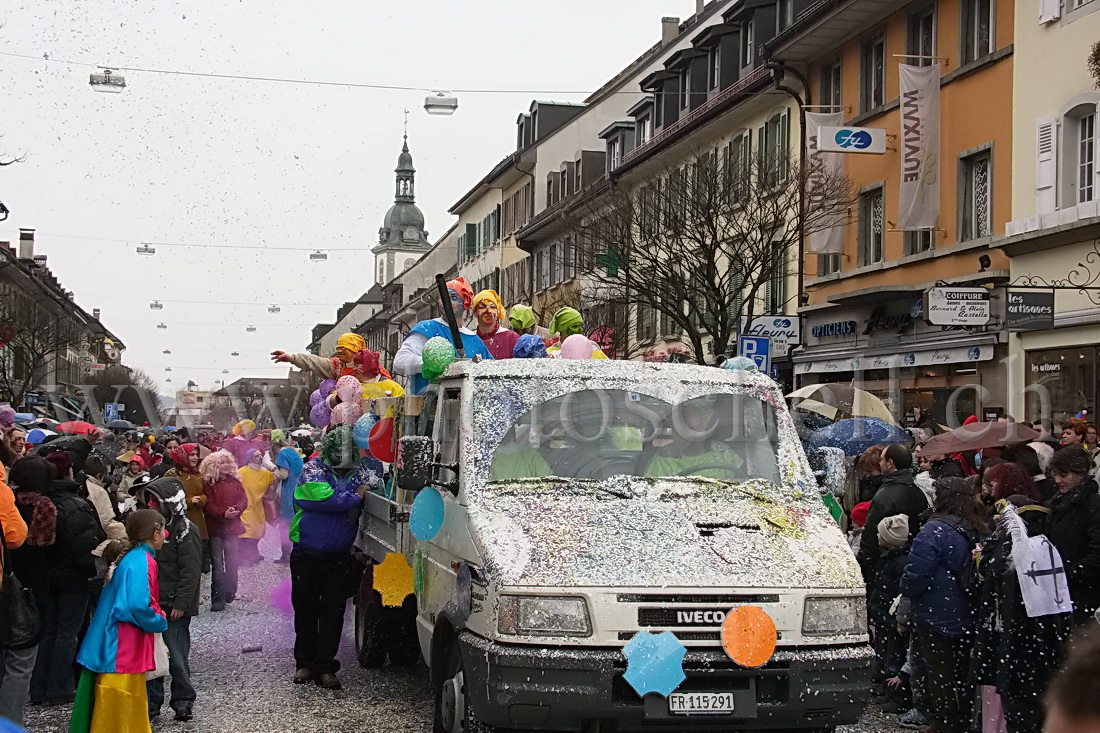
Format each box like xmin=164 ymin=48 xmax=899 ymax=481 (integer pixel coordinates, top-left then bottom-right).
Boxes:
xmin=1000 ymin=0 xmax=1100 ymax=422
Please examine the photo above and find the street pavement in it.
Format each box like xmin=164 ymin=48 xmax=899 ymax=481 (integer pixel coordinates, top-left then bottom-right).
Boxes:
xmin=23 ymin=532 xmax=906 ymax=733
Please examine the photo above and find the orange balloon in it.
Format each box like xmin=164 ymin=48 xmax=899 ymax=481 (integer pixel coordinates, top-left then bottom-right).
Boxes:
xmin=721 ymin=605 xmax=777 ymax=668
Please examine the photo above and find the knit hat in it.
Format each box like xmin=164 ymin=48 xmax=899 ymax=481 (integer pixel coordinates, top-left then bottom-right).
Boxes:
xmin=850 ymin=501 xmax=871 ymax=527
xmin=877 ymin=514 xmax=910 ymax=549
xmin=471 ymin=289 xmax=506 ymax=320
xmin=508 ymin=304 xmax=536 ymax=330
xmin=337 ymin=333 xmax=367 ymax=354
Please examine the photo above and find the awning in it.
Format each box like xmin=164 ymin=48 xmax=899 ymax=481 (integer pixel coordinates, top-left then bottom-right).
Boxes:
xmin=796 ymin=343 xmax=995 ymax=375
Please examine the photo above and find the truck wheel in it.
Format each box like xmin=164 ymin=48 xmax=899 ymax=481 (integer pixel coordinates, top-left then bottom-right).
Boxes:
xmin=354 ymin=586 xmax=387 ymax=669
xmin=386 ymin=594 xmax=421 ymax=667
xmin=436 ymin=641 xmax=498 ymax=733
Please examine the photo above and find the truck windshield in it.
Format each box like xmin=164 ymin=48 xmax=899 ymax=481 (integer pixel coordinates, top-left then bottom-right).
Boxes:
xmin=484 ymin=388 xmax=780 ymax=485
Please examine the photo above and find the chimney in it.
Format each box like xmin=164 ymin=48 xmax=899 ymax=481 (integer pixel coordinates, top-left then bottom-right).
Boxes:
xmin=696 ymin=0 xmax=705 ymax=16
xmin=93 ymin=308 xmax=101 ymax=319
xmin=18 ymin=229 xmax=34 ymax=260
xmin=662 ymin=16 xmax=680 ymax=44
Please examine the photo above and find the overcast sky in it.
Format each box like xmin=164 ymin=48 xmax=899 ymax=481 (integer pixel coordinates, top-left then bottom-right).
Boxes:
xmin=1 ymin=0 xmax=699 ymax=396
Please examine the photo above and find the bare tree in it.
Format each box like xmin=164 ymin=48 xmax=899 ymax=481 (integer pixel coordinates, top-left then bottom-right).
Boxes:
xmin=563 ymin=147 xmax=853 ymax=364
xmin=0 ymin=286 xmax=83 ymax=406
xmin=77 ymin=365 xmax=166 ymax=427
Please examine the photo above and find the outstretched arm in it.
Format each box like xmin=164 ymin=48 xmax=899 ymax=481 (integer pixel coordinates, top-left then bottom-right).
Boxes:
xmin=271 ymin=351 xmax=337 ymax=380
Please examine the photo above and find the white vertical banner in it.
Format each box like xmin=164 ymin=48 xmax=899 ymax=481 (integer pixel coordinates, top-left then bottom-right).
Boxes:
xmin=898 ymin=64 xmax=941 ymax=229
xmin=805 ymin=111 xmax=846 ymax=254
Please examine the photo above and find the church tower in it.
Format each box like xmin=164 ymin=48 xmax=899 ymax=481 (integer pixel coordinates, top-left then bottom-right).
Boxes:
xmin=374 ymin=134 xmax=431 ymax=284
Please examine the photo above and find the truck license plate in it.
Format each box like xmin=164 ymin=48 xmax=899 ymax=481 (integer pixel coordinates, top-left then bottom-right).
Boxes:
xmin=667 ymin=692 xmax=735 ymax=715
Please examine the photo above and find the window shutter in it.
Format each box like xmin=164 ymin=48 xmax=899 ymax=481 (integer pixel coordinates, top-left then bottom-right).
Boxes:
xmin=1036 ymin=115 xmax=1058 ymax=215
xmin=465 ymin=223 xmax=478 ymax=260
xmin=779 ymin=110 xmax=791 ymax=183
xmin=1039 ymin=0 xmax=1061 ymax=23
xmin=493 ymin=205 xmax=501 ymax=242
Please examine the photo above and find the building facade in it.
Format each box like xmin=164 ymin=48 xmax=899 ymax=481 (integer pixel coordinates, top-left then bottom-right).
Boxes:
xmin=1000 ymin=0 xmax=1100 ymax=423
xmin=769 ymin=0 xmax=1016 ymax=424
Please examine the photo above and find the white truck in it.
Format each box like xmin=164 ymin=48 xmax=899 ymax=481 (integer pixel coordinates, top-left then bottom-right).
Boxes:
xmin=354 ymin=358 xmax=872 ymax=732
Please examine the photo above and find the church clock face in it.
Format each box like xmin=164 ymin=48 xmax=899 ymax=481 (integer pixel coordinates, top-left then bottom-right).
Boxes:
xmin=403 ymin=226 xmax=419 ymax=242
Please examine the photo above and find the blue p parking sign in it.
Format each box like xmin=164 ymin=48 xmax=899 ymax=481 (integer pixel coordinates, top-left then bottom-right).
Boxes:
xmin=737 ymin=336 xmax=771 ymax=374
xmin=104 ymin=403 xmax=119 ymax=421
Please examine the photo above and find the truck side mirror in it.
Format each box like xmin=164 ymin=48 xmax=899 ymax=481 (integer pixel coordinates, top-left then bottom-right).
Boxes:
xmin=397 ymin=435 xmax=433 ymax=492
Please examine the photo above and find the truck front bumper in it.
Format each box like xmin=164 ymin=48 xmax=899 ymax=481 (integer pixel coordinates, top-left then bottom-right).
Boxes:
xmin=460 ymin=632 xmax=873 ymax=731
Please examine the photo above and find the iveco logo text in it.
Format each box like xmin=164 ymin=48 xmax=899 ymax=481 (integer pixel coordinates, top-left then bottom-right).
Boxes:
xmin=834 ymin=129 xmax=873 ymax=150
xmin=676 ymin=610 xmax=727 ymax=624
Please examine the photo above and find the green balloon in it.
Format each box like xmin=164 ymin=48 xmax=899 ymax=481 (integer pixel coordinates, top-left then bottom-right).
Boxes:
xmin=422 ymin=336 xmax=456 ymax=381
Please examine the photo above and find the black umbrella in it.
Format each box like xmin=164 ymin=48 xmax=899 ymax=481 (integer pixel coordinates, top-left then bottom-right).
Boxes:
xmin=107 ymin=419 xmax=137 ymax=430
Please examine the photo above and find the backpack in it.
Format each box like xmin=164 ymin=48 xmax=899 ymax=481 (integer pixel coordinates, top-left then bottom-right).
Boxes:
xmin=943 ymin=519 xmax=982 ymax=609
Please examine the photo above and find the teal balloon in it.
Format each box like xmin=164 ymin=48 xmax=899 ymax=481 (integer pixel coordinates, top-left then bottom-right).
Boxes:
xmin=353 ymin=412 xmax=379 ymax=449
xmin=422 ymin=336 xmax=456 ymax=382
xmin=410 ymin=487 xmax=445 ymax=541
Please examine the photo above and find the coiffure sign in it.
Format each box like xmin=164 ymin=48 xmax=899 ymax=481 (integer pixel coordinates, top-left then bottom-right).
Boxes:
xmin=923 ymin=287 xmax=991 ymax=327
xmin=740 ymin=315 xmax=802 ymax=355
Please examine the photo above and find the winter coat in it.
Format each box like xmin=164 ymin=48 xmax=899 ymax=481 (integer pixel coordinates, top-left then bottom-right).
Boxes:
xmin=33 ymin=435 xmax=93 ymax=473
xmin=76 ymin=543 xmax=167 ymax=674
xmin=11 ymin=479 xmax=103 ymax=588
xmin=900 ymin=514 xmax=977 ymax=638
xmin=166 ymin=468 xmax=207 ymax=539
xmin=85 ymin=476 xmax=126 ymax=557
xmin=136 ymin=478 xmax=203 ymax=617
xmin=291 ymin=457 xmax=382 ymax=554
xmin=858 ymin=474 xmax=883 ymax=503
xmin=0 ymin=463 xmax=27 ymax=552
xmin=1045 ymin=478 xmax=1100 ymax=623
xmin=203 ymin=476 xmax=248 ymax=537
xmin=859 ymin=470 xmax=928 ymax=579
xmin=972 ymin=497 xmax=1072 ymax=697
xmin=869 ymin=547 xmax=909 ymax=621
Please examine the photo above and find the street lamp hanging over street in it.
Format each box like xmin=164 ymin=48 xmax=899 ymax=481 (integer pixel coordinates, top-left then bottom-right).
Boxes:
xmin=268 ymin=305 xmax=280 ymax=313
xmin=162 ymin=349 xmax=171 ymax=354
xmin=424 ymin=91 xmax=458 ymax=115
xmin=157 ymin=323 xmax=168 ymax=330
xmin=309 ymin=250 xmax=327 ymax=262
xmin=246 ymin=325 xmax=256 ymax=332
xmin=90 ymin=69 xmax=126 ymax=93
xmin=136 ymin=244 xmax=155 ymax=256
xmin=149 ymin=300 xmax=163 ymax=310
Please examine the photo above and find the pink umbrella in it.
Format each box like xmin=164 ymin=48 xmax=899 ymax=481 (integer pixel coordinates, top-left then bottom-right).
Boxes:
xmin=919 ymin=422 xmax=1040 ymax=455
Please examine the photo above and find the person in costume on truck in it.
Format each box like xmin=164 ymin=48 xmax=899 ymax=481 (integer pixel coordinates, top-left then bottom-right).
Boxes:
xmin=271 ymin=336 xmax=404 ymax=400
xmin=471 ymin=289 xmax=518 ymax=360
xmin=393 ymin=277 xmax=492 ymax=393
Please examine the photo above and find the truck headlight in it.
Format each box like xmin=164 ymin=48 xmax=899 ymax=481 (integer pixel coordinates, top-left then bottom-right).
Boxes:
xmin=802 ymin=596 xmax=866 ymax=636
xmin=497 ymin=595 xmax=592 ymax=637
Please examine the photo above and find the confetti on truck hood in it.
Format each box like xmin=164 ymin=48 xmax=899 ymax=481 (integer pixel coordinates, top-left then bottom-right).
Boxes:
xmin=466 ymin=476 xmax=864 ymax=589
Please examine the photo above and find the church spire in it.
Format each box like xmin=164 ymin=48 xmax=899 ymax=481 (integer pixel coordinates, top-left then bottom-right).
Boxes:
xmin=395 ymin=133 xmax=415 ymax=203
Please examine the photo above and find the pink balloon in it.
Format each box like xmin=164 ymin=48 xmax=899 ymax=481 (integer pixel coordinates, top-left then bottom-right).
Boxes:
xmin=560 ymin=334 xmax=595 ymax=360
xmin=336 ymin=375 xmax=361 ymax=404
xmin=332 ymin=401 xmax=363 ymax=426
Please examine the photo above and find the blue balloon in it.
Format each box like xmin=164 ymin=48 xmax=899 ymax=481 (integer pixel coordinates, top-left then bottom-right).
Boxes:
xmin=353 ymin=412 xmax=380 ymax=449
xmin=410 ymin=487 xmax=445 ymax=541
xmin=623 ymin=631 xmax=687 ymax=697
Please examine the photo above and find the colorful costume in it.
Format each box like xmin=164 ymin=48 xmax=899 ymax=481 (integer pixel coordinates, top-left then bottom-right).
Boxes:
xmin=72 ymin=544 xmax=167 ymax=733
xmin=472 ymin=289 xmax=519 ymax=360
xmin=221 ymin=420 xmax=268 ymax=467
xmin=394 ymin=277 xmax=493 ymax=393
xmin=238 ymin=459 xmax=273 ymax=541
xmin=545 ymin=307 xmax=608 ymax=359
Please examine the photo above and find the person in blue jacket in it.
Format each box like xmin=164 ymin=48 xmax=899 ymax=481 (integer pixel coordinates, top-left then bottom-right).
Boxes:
xmin=288 ymin=426 xmax=382 ymax=690
xmin=900 ymin=477 xmax=988 ymax=733
xmin=392 ymin=276 xmax=493 ymax=393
